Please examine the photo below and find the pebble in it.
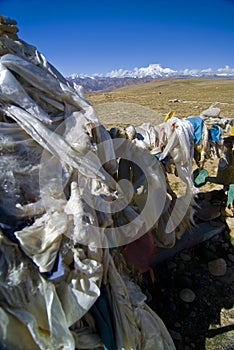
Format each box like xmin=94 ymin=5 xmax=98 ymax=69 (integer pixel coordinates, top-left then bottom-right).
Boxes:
xmin=167 ymin=261 xmax=177 ymax=269
xmin=180 ymin=253 xmax=191 ymax=261
xmin=174 ymin=322 xmax=181 ymax=328
xmin=208 ymin=258 xmax=227 ymax=276
xmin=227 ymin=254 xmax=234 ymax=262
xmin=180 ymin=288 xmax=196 ymax=302
xmin=170 ymin=302 xmax=177 ymax=311
xmin=178 ymin=262 xmax=185 ymax=271
xmin=222 ymin=243 xmax=229 ymax=249
xmin=169 ymin=330 xmax=182 ymax=341
xmin=211 ymin=234 xmax=220 ymax=242
xmin=208 ymin=244 xmax=216 ymax=252
xmin=177 ymin=276 xmax=193 ymax=289
xmin=218 ymin=267 xmax=234 ymax=284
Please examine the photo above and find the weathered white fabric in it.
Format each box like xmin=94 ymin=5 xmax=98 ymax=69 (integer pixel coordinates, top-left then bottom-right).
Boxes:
xmin=108 ymin=256 xmax=176 ymax=350
xmin=0 ymin=28 xmax=177 ymax=350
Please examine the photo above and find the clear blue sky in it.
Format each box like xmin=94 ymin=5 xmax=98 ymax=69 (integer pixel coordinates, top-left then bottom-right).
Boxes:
xmin=1 ymin=0 xmax=234 ymax=76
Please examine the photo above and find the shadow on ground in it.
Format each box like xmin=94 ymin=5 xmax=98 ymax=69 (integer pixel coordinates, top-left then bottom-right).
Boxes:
xmin=143 ymin=219 xmax=234 ymax=350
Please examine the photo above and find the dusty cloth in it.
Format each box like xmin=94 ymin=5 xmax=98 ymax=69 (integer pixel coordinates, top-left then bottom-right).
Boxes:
xmin=186 ymin=116 xmax=203 ymax=145
xmin=216 ymin=136 xmax=234 ymax=185
xmin=108 ymin=256 xmax=176 ymax=350
xmin=0 ymin=19 xmax=177 ymax=350
xmin=124 ymin=230 xmax=156 ymax=278
xmin=121 ymin=119 xmax=197 ymax=246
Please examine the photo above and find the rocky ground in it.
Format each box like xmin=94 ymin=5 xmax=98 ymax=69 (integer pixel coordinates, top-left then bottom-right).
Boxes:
xmin=144 ymin=215 xmax=234 ymax=350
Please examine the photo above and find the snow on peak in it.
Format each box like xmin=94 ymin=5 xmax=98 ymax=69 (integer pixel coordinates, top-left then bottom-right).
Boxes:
xmin=135 ymin=64 xmax=175 ymax=78
xmin=101 ymin=63 xmax=176 ymax=78
xmin=68 ymin=64 xmax=234 ymax=80
xmin=216 ymin=65 xmax=234 ymax=76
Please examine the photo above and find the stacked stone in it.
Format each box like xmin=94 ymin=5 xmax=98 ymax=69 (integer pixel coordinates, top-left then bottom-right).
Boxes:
xmin=0 ymin=15 xmax=19 ymax=55
xmin=0 ymin=15 xmax=19 ymax=40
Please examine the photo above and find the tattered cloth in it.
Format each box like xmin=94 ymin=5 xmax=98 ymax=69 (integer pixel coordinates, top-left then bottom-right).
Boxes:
xmin=0 ymin=19 xmax=176 ymax=350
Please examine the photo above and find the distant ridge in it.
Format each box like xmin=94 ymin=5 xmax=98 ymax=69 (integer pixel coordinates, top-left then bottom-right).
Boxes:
xmin=67 ymin=63 xmax=234 ymax=92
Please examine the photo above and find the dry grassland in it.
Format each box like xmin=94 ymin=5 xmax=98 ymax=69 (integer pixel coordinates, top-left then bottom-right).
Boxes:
xmin=86 ymin=78 xmax=234 ymax=129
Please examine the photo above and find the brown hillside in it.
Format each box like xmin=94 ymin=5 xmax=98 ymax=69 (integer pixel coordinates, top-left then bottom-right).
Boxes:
xmin=86 ymin=78 xmax=234 ymax=128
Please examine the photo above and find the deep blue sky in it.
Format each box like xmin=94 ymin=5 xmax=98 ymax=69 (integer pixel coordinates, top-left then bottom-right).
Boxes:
xmin=1 ymin=0 xmax=234 ymax=76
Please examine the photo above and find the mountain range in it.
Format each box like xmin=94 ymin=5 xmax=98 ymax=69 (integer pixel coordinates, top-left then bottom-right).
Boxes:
xmin=67 ymin=64 xmax=234 ymax=92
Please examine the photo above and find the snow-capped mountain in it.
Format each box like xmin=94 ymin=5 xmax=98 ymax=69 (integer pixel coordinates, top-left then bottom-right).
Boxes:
xmin=101 ymin=64 xmax=176 ymax=78
xmin=68 ymin=64 xmax=234 ymax=92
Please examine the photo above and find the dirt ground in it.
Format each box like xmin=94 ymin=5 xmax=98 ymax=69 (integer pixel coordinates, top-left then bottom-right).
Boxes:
xmin=146 ymin=221 xmax=234 ymax=350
